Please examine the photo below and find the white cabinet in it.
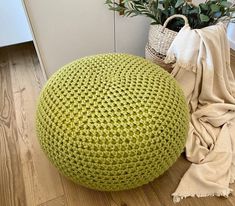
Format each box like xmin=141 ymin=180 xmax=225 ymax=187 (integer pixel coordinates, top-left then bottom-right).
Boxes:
xmin=22 ymin=0 xmax=150 ymax=77
xmin=23 ymin=0 xmax=115 ymax=77
xmin=0 ymin=0 xmax=32 ymax=47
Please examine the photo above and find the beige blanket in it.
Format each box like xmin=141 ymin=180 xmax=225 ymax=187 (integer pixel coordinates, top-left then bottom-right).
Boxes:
xmin=165 ymin=23 xmax=235 ymax=202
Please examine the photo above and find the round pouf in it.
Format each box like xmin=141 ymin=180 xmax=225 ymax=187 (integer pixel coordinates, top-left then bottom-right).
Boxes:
xmin=36 ymin=54 xmax=188 ymax=191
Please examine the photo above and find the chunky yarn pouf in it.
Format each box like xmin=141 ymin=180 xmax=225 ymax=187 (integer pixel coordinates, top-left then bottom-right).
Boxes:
xmin=36 ymin=53 xmax=189 ymax=191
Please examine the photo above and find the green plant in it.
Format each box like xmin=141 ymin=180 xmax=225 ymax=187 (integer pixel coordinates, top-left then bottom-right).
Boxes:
xmin=105 ymin=0 xmax=235 ymax=31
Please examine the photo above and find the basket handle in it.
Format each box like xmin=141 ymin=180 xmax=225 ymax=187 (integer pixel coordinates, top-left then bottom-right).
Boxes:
xmin=161 ymin=14 xmax=189 ymax=32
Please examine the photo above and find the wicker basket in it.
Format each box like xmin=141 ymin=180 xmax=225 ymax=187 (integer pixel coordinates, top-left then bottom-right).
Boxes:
xmin=145 ymin=14 xmax=189 ymax=73
xmin=145 ymin=43 xmax=174 ymax=73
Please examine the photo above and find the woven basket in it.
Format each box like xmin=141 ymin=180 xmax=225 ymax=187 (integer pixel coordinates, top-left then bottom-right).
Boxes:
xmin=145 ymin=14 xmax=189 ymax=73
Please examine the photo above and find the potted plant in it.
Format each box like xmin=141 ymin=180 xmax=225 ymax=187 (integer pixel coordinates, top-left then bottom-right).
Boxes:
xmin=105 ymin=0 xmax=235 ymax=31
xmin=105 ymin=0 xmax=235 ymax=71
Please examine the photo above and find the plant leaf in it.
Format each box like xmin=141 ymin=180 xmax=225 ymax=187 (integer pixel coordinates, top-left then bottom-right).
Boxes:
xmin=105 ymin=0 xmax=112 ymax=4
xmin=163 ymin=0 xmax=170 ymax=10
xmin=170 ymin=7 xmax=177 ymax=15
xmin=200 ymin=14 xmax=210 ymax=22
xmin=210 ymin=4 xmax=220 ymax=12
xmin=221 ymin=1 xmax=232 ymax=8
xmin=189 ymin=8 xmax=199 ymax=14
xmin=199 ymin=3 xmax=209 ymax=11
xmin=175 ymin=0 xmax=185 ymax=8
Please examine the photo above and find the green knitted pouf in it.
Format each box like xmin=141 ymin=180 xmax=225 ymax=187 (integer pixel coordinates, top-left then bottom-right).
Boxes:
xmin=36 ymin=53 xmax=189 ymax=191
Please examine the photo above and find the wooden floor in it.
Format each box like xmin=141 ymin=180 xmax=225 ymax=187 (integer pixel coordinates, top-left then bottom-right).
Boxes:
xmin=1 ymin=42 xmax=235 ymax=206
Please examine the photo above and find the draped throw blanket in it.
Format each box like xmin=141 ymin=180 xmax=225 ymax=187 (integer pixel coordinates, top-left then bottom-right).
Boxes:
xmin=165 ymin=23 xmax=235 ymax=202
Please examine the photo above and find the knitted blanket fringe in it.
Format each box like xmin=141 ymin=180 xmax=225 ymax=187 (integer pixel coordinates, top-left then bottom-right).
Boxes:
xmin=172 ymin=188 xmax=233 ymax=203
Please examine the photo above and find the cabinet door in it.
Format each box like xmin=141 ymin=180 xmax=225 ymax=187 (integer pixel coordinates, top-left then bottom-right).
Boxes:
xmin=115 ymin=14 xmax=150 ymax=56
xmin=23 ymin=0 xmax=115 ymax=77
xmin=0 ymin=0 xmax=32 ymax=47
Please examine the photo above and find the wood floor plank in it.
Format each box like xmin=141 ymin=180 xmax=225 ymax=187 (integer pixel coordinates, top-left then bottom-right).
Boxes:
xmin=109 ymin=187 xmax=160 ymax=206
xmin=141 ymin=185 xmax=164 ymax=206
xmin=228 ymin=183 xmax=235 ymax=206
xmin=7 ymin=43 xmax=64 ymax=205
xmin=38 ymin=195 xmax=66 ymax=206
xmin=0 ymin=49 xmax=27 ymax=206
xmin=61 ymin=177 xmax=111 ymax=206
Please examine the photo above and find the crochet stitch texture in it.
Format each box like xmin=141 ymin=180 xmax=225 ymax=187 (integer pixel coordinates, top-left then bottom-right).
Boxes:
xmin=36 ymin=53 xmax=189 ymax=191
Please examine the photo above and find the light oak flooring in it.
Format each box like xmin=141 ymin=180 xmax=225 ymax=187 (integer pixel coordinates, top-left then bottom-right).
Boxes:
xmin=1 ymin=42 xmax=235 ymax=206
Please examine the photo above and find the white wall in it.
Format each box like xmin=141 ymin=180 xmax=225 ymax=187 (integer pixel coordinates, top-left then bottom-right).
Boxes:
xmin=0 ymin=0 xmax=32 ymax=47
xmin=23 ymin=0 xmax=115 ymax=77
xmin=115 ymin=15 xmax=150 ymax=56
